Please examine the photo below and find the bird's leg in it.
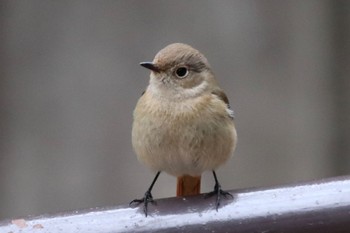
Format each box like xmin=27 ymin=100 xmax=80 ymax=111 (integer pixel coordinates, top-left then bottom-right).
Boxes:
xmin=204 ymin=170 xmax=233 ymax=210
xmin=129 ymin=171 xmax=161 ymax=217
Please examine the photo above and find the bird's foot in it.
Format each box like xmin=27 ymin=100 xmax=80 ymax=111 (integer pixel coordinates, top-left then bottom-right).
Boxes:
xmin=204 ymin=183 xmax=233 ymax=210
xmin=129 ymin=190 xmax=155 ymax=217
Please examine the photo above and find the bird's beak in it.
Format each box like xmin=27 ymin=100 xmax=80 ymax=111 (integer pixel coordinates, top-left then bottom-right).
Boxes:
xmin=140 ymin=62 xmax=160 ymax=72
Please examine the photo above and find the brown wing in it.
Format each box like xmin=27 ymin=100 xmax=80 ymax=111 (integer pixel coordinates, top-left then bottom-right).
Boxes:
xmin=211 ymin=89 xmax=235 ymax=119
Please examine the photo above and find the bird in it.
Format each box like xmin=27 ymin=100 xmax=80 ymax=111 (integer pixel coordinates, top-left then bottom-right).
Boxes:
xmin=130 ymin=43 xmax=237 ymax=216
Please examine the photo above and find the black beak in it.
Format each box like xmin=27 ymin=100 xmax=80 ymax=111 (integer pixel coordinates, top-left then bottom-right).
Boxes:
xmin=140 ymin=62 xmax=160 ymax=72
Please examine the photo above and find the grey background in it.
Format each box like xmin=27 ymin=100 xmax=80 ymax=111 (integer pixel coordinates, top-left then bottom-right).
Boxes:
xmin=1 ymin=0 xmax=349 ymax=219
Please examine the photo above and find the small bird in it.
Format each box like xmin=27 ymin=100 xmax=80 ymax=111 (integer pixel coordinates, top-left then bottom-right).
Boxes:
xmin=130 ymin=43 xmax=237 ymax=216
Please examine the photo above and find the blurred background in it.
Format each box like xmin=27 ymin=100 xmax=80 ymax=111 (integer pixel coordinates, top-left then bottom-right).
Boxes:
xmin=0 ymin=0 xmax=349 ymax=220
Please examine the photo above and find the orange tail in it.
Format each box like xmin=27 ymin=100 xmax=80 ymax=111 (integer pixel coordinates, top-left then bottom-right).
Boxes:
xmin=176 ymin=175 xmax=201 ymax=196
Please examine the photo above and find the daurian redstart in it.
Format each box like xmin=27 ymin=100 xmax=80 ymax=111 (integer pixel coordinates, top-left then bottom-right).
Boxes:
xmin=130 ymin=43 xmax=237 ymax=216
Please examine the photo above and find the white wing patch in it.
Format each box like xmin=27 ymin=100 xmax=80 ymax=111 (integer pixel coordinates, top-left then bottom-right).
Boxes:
xmin=226 ymin=107 xmax=235 ymax=119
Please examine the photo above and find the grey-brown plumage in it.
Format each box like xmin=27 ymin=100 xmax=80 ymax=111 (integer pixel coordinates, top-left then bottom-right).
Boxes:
xmin=130 ymin=43 xmax=237 ymax=216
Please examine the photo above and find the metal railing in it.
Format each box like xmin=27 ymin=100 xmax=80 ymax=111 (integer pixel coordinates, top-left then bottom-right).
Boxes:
xmin=1 ymin=175 xmax=350 ymax=233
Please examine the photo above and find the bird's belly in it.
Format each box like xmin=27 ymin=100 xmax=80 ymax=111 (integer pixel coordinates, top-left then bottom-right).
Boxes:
xmin=132 ymin=114 xmax=236 ymax=177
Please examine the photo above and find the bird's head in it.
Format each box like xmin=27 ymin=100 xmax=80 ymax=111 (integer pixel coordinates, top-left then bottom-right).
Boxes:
xmin=140 ymin=43 xmax=217 ymax=100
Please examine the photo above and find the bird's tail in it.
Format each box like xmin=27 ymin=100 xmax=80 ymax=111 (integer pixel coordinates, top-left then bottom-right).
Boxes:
xmin=176 ymin=175 xmax=201 ymax=196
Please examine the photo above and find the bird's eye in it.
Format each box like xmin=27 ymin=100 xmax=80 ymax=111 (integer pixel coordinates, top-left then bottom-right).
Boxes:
xmin=175 ymin=67 xmax=189 ymax=78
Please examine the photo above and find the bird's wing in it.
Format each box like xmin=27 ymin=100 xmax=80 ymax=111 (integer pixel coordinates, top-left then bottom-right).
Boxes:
xmin=211 ymin=89 xmax=235 ymax=119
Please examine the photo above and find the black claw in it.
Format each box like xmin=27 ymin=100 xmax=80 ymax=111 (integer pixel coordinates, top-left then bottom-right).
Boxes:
xmin=205 ymin=171 xmax=233 ymax=210
xmin=129 ymin=190 xmax=155 ymax=217
xmin=129 ymin=171 xmax=161 ymax=217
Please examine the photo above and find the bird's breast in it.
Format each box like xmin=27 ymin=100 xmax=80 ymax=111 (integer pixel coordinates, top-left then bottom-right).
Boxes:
xmin=132 ymin=91 xmax=236 ymax=176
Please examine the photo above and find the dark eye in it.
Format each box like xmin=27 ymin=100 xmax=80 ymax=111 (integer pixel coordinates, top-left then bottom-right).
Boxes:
xmin=175 ymin=67 xmax=188 ymax=78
